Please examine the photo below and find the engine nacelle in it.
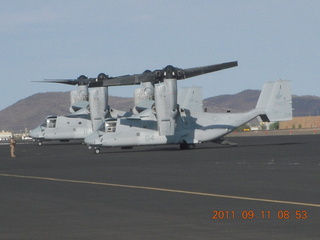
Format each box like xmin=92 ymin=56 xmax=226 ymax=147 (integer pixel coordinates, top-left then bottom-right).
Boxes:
xmin=134 ymin=82 xmax=154 ymax=106
xmin=70 ymin=85 xmax=89 ymax=113
xmin=89 ymin=87 xmax=109 ymax=131
xmin=154 ymin=78 xmax=178 ymax=136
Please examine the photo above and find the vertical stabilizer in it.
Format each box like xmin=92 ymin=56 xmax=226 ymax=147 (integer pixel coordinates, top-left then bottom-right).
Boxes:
xmin=178 ymin=86 xmax=203 ymax=112
xmin=256 ymin=80 xmax=292 ymax=122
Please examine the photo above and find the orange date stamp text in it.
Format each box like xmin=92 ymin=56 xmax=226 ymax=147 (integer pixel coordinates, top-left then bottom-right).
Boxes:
xmin=211 ymin=210 xmax=308 ymax=220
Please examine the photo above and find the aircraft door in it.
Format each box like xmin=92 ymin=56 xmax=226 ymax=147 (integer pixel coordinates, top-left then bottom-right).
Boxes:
xmin=42 ymin=117 xmax=58 ymax=138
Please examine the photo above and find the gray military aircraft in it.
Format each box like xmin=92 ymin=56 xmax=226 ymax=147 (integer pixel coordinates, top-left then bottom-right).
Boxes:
xmin=29 ymin=62 xmax=238 ymax=145
xmin=29 ymin=74 xmax=125 ymax=145
xmin=84 ymin=63 xmax=292 ymax=153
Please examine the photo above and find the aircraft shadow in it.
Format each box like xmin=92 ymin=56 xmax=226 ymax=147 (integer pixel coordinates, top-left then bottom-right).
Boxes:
xmin=89 ymin=141 xmax=306 ymax=155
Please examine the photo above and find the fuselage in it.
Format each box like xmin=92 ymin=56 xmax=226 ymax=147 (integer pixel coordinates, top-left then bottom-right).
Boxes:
xmin=84 ymin=108 xmax=262 ymax=148
xmin=29 ymin=115 xmax=93 ymax=141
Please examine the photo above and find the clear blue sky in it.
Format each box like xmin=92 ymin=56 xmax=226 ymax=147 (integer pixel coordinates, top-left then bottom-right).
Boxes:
xmin=1 ymin=0 xmax=319 ymax=110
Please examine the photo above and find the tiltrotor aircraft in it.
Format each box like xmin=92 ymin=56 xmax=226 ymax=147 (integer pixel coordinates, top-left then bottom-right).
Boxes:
xmin=29 ymin=74 xmax=127 ymax=145
xmin=29 ymin=61 xmax=237 ymax=145
xmin=84 ymin=64 xmax=292 ymax=154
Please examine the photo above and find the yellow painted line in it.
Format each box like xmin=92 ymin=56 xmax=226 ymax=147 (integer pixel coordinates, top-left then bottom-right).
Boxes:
xmin=1 ymin=173 xmax=320 ymax=208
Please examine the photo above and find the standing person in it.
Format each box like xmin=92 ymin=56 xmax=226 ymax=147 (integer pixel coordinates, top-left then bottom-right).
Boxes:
xmin=10 ymin=135 xmax=16 ymax=158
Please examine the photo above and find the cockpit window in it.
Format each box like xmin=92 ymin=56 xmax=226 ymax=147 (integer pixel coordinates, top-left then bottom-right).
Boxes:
xmin=106 ymin=121 xmax=116 ymax=132
xmin=99 ymin=120 xmax=117 ymax=133
xmin=40 ymin=120 xmax=47 ymax=127
xmin=42 ymin=117 xmax=57 ymax=128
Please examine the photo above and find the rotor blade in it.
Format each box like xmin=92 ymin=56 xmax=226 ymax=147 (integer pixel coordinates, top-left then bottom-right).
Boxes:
xmin=32 ymin=79 xmax=79 ymax=85
xmin=101 ymin=61 xmax=238 ymax=86
xmin=183 ymin=61 xmax=238 ymax=79
xmin=36 ymin=61 xmax=238 ymax=87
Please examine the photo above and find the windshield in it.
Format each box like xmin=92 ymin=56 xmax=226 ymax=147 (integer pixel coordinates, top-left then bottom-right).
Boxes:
xmin=99 ymin=120 xmax=116 ymax=133
xmin=98 ymin=122 xmax=105 ymax=132
xmin=41 ymin=117 xmax=57 ymax=128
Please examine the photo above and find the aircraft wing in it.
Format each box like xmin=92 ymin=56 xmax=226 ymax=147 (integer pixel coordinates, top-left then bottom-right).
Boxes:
xmin=101 ymin=73 xmax=153 ymax=86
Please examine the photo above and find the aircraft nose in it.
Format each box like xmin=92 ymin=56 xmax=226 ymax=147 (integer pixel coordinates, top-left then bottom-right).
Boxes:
xmin=84 ymin=132 xmax=99 ymax=145
xmin=29 ymin=127 xmax=42 ymax=138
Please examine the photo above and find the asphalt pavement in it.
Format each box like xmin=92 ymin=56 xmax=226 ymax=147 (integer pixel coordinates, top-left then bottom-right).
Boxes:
xmin=1 ymin=135 xmax=319 ymax=239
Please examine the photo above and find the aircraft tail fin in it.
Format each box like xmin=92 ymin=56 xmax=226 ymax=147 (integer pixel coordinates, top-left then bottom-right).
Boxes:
xmin=255 ymin=80 xmax=292 ymax=122
xmin=178 ymin=86 xmax=203 ymax=112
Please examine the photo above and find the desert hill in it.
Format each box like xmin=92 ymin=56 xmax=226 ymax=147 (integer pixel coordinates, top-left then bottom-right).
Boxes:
xmin=1 ymin=90 xmax=320 ymax=132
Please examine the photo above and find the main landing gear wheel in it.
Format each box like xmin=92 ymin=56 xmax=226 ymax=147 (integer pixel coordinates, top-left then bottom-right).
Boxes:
xmin=37 ymin=141 xmax=43 ymax=146
xmin=179 ymin=142 xmax=195 ymax=150
xmin=94 ymin=148 xmax=101 ymax=154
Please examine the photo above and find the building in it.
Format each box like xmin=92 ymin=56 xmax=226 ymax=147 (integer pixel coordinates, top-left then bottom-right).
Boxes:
xmin=280 ymin=116 xmax=320 ymax=129
xmin=0 ymin=131 xmax=12 ymax=141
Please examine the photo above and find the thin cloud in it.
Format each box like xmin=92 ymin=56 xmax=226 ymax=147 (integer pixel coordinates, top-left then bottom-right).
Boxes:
xmin=0 ymin=9 xmax=59 ymax=32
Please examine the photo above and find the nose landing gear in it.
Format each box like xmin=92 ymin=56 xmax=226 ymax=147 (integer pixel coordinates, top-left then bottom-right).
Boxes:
xmin=94 ymin=147 xmax=101 ymax=154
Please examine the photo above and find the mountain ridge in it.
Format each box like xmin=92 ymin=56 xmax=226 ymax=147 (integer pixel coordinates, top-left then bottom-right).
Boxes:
xmin=1 ymin=90 xmax=320 ymax=132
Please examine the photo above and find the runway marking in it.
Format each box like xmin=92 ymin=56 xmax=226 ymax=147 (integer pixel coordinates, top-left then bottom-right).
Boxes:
xmin=1 ymin=173 xmax=320 ymax=208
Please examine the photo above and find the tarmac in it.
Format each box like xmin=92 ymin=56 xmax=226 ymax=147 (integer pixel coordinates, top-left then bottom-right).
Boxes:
xmin=1 ymin=135 xmax=320 ymax=240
